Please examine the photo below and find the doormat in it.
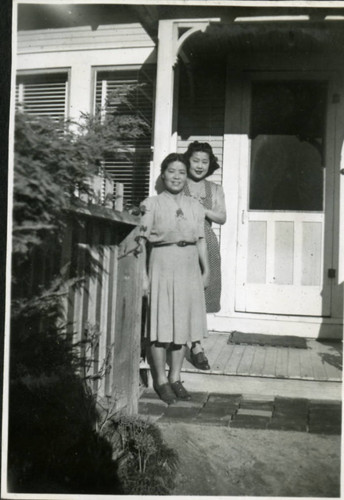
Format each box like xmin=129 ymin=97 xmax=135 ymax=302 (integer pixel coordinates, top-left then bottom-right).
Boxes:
xmin=227 ymin=331 xmax=308 ymax=349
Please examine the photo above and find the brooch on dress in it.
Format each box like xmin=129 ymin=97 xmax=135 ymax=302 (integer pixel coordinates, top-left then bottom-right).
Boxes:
xmin=176 ymin=208 xmax=186 ymax=219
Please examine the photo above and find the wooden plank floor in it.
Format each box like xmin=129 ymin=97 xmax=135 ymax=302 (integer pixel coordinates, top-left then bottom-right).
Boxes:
xmin=183 ymin=333 xmax=342 ymax=382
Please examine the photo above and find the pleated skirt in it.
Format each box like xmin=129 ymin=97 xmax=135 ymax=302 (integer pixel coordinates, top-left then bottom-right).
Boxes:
xmin=148 ymin=245 xmax=208 ymax=345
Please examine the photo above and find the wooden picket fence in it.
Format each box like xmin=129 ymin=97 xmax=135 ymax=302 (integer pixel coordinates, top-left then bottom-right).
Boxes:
xmin=60 ymin=203 xmax=144 ymax=415
xmin=18 ymin=180 xmax=144 ymax=415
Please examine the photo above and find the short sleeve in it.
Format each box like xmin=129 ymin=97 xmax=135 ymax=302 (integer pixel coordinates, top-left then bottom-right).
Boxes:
xmin=138 ymin=197 xmax=155 ymax=239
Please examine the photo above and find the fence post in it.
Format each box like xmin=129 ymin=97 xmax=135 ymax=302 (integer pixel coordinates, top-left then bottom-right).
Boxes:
xmin=112 ymin=228 xmax=144 ymax=414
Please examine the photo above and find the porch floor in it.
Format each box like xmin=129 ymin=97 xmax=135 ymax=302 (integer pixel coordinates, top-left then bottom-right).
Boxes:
xmin=141 ymin=332 xmax=342 ymax=400
xmin=183 ymin=332 xmax=342 ymax=382
xmin=178 ymin=332 xmax=343 ymax=400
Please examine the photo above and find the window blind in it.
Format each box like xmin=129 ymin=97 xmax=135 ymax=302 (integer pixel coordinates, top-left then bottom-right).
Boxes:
xmin=16 ymin=72 xmax=68 ymax=120
xmin=95 ymin=66 xmax=155 ymax=207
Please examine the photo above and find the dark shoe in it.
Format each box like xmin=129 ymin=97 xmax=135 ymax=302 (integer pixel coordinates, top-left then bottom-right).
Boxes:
xmin=190 ymin=350 xmax=210 ymax=370
xmin=154 ymin=382 xmax=177 ymax=405
xmin=170 ymin=380 xmax=191 ymax=400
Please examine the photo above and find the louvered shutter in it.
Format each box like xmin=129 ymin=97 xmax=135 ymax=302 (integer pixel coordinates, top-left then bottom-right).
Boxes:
xmin=16 ymin=72 xmax=68 ymax=120
xmin=95 ymin=66 xmax=155 ymax=207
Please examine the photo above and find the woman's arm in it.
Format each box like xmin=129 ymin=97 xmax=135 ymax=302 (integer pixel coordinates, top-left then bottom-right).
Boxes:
xmin=141 ymin=239 xmax=150 ymax=297
xmin=136 ymin=198 xmax=154 ymax=296
xmin=204 ymin=183 xmax=226 ymax=225
xmin=134 ymin=235 xmax=150 ymax=296
xmin=197 ymin=237 xmax=210 ymax=289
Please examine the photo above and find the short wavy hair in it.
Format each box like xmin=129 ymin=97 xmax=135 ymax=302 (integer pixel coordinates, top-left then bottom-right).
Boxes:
xmin=160 ymin=152 xmax=188 ymax=174
xmin=183 ymin=141 xmax=220 ymax=177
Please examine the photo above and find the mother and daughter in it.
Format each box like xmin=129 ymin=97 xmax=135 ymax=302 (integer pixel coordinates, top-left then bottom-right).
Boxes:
xmin=137 ymin=142 xmax=226 ymax=405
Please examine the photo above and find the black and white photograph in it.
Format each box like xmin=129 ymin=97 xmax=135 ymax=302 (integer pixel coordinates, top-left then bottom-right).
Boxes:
xmin=1 ymin=0 xmax=343 ymax=497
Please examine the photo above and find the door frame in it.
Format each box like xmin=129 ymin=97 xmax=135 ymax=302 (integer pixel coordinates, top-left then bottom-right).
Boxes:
xmin=235 ymin=71 xmax=335 ymax=317
xmin=212 ymin=64 xmax=341 ymax=336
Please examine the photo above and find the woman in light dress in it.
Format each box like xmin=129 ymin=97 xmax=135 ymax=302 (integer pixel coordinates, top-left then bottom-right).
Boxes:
xmin=137 ymin=153 xmax=209 ymax=404
xmin=183 ymin=141 xmax=227 ymax=370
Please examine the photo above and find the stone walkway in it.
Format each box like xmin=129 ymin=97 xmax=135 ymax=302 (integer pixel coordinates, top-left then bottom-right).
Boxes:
xmin=139 ymin=390 xmax=342 ymax=434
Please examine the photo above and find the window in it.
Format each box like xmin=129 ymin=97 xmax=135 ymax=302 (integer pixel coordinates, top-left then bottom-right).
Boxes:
xmin=16 ymin=72 xmax=69 ymax=119
xmin=249 ymin=81 xmax=327 ymax=211
xmin=94 ymin=66 xmax=155 ymax=207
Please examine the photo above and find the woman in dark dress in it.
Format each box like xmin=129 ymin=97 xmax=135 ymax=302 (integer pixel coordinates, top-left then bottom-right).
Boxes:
xmin=183 ymin=141 xmax=226 ymax=370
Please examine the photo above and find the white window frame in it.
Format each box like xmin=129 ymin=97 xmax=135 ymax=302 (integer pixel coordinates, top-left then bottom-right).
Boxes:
xmin=16 ymin=68 xmax=71 ymax=119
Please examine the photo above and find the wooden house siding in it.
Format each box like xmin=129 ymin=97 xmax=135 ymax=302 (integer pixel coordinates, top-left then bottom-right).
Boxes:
xmin=17 ymin=24 xmax=155 ymax=53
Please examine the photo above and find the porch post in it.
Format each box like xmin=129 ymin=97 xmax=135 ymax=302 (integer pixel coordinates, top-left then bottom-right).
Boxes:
xmin=338 ymin=135 xmax=344 ymax=284
xmin=150 ymin=20 xmax=177 ymax=194
xmin=69 ymin=62 xmax=92 ymax=120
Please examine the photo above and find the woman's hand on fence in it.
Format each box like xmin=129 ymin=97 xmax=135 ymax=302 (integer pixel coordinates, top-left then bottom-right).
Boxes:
xmin=134 ymin=241 xmax=144 ymax=257
xmin=133 ymin=235 xmax=146 ymax=258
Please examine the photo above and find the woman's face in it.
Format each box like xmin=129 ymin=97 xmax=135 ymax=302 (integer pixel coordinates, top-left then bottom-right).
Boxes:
xmin=188 ymin=151 xmax=210 ymax=181
xmin=162 ymin=160 xmax=187 ymax=194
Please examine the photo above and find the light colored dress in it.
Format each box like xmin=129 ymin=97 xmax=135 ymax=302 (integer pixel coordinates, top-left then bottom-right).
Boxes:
xmin=184 ymin=180 xmax=226 ymax=313
xmin=139 ymin=191 xmax=208 ymax=345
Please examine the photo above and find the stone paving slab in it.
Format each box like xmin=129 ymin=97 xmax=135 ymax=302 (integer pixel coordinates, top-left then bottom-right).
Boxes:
xmin=267 ymin=420 xmax=308 ymax=432
xmin=274 ymin=397 xmax=309 ymax=408
xmin=199 ymin=404 xmax=237 ymax=416
xmin=274 ymin=403 xmax=309 ymax=412
xmin=168 ymin=399 xmax=206 ymax=408
xmin=273 ymin=409 xmax=309 ymax=418
xmin=309 ymin=404 xmax=342 ymax=412
xmin=236 ymin=408 xmax=273 ymax=418
xmin=240 ymin=400 xmax=274 ymax=411
xmin=233 ymin=416 xmax=271 ymax=426
xmin=231 ymin=420 xmax=269 ymax=429
xmin=241 ymin=393 xmax=276 ymax=402
xmin=309 ymin=409 xmax=342 ymax=419
xmin=139 ymin=390 xmax=342 ymax=435
xmin=161 ymin=406 xmax=201 ymax=421
xmin=207 ymin=394 xmax=242 ymax=405
xmin=309 ymin=399 xmax=342 ymax=406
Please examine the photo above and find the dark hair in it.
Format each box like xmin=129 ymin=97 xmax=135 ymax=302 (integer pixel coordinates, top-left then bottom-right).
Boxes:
xmin=160 ymin=153 xmax=187 ymax=174
xmin=183 ymin=141 xmax=220 ymax=177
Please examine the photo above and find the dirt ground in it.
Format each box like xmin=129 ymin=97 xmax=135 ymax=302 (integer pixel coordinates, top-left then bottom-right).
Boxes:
xmin=159 ymin=422 xmax=341 ymax=497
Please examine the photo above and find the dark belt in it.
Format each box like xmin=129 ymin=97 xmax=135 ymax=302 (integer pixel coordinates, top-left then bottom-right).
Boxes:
xmin=152 ymin=241 xmax=197 ymax=248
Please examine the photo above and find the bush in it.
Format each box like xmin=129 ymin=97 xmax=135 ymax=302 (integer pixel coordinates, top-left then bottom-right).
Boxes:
xmin=12 ymin=106 xmax=147 ymax=266
xmin=8 ymin=305 xmax=123 ymax=494
xmin=102 ymin=416 xmax=179 ymax=495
